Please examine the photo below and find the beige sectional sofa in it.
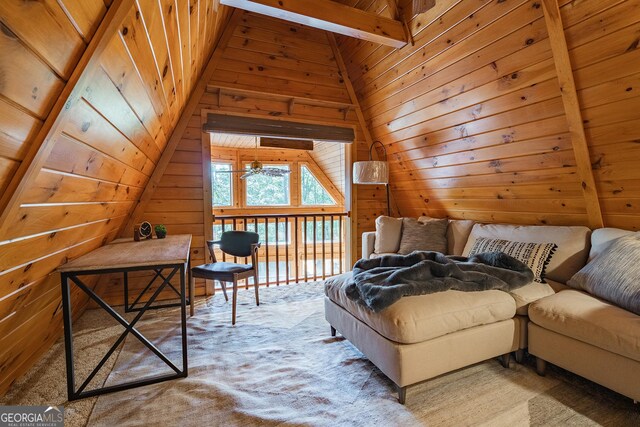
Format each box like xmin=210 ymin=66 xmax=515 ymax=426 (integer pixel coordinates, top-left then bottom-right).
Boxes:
xmin=324 ymin=218 xmax=639 ymax=404
xmin=528 ymin=227 xmax=640 ymax=402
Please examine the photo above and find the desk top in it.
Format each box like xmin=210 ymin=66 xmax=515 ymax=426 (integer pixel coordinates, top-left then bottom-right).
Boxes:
xmin=57 ymin=234 xmax=192 ymax=273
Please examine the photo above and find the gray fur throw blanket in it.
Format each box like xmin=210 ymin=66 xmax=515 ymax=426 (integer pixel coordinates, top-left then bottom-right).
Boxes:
xmin=345 ymin=251 xmax=534 ymax=312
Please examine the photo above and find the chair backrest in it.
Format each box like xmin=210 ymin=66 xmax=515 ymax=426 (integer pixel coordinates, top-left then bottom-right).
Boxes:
xmin=219 ymin=231 xmax=260 ymax=257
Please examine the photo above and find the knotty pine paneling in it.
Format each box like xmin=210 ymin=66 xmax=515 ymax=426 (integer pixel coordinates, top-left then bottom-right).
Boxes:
xmin=0 ymin=1 xmax=230 ymax=395
xmin=567 ymin=0 xmax=640 ymax=231
xmin=334 ymin=0 xmax=640 ymax=231
xmin=310 ymin=141 xmax=346 ymax=196
xmin=210 ymin=12 xmax=353 ymax=105
xmin=107 ymin=11 xmax=385 ymax=304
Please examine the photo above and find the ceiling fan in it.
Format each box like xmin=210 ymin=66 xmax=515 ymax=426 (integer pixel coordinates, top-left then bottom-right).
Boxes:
xmin=215 ymin=137 xmax=292 ymax=180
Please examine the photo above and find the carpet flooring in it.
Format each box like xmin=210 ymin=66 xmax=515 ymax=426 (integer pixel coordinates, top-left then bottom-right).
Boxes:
xmin=2 ymin=281 xmax=638 ymax=426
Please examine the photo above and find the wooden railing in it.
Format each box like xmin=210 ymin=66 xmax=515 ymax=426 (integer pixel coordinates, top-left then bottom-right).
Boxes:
xmin=213 ymin=213 xmax=349 ymax=286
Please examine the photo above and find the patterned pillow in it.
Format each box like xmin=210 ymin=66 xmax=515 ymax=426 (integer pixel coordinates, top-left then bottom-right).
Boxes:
xmin=397 ymin=218 xmax=448 ymax=254
xmin=567 ymin=233 xmax=640 ymax=315
xmin=468 ymin=238 xmax=557 ymax=283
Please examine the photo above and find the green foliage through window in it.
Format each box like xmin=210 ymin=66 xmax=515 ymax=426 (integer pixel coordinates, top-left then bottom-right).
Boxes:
xmin=301 ymin=166 xmax=335 ymax=205
xmin=212 ymin=163 xmax=232 ymax=206
xmin=213 ymin=221 xmax=290 ymax=244
xmin=304 ymin=219 xmax=340 ymax=243
xmin=245 ymin=165 xmax=290 ymax=206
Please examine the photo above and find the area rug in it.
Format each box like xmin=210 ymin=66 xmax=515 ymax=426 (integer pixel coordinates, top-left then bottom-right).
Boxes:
xmin=3 ymin=282 xmax=639 ymax=426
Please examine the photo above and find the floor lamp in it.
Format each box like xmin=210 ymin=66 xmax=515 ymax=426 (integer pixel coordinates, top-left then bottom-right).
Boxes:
xmin=352 ymin=140 xmax=391 ymax=216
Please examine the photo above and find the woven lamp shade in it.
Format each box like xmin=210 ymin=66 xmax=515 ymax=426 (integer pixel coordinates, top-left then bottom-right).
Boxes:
xmin=352 ymin=161 xmax=389 ymax=184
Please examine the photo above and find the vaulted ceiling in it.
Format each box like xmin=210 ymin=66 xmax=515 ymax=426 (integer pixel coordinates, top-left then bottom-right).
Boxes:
xmin=1 ymin=0 xmax=639 ymax=395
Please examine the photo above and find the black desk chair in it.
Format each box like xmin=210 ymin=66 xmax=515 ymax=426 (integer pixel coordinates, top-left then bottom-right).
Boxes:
xmin=190 ymin=231 xmax=260 ymax=324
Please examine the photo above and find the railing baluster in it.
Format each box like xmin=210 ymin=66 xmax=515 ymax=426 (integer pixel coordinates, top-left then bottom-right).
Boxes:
xmin=265 ymin=217 xmax=270 ymax=287
xmin=294 ymin=216 xmax=299 ymax=283
xmin=338 ymin=216 xmax=343 ymax=273
xmin=330 ymin=215 xmax=334 ymax=277
xmin=313 ymin=216 xmax=317 ymax=281
xmin=254 ymin=219 xmax=258 ymax=289
xmin=275 ymin=217 xmax=280 ymax=286
xmin=285 ymin=217 xmax=290 ymax=284
xmin=303 ymin=216 xmax=308 ymax=282
xmin=321 ymin=215 xmax=326 ymax=280
xmin=221 ymin=219 xmax=226 ymax=262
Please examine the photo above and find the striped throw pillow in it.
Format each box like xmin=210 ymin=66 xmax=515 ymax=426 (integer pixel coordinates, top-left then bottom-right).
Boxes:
xmin=468 ymin=238 xmax=557 ymax=283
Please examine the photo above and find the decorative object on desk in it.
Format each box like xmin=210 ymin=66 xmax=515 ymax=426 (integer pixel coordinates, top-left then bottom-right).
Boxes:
xmin=134 ymin=221 xmax=153 ymax=241
xmin=353 ymin=140 xmax=391 ymax=215
xmin=155 ymin=224 xmax=167 ymax=239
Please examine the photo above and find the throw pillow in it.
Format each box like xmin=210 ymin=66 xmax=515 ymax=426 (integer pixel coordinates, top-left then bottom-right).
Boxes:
xmin=374 ymin=216 xmax=403 ymax=254
xmin=468 ymin=237 xmax=556 ymax=283
xmin=398 ymin=218 xmax=448 ymax=254
xmin=567 ymin=233 xmax=640 ymax=316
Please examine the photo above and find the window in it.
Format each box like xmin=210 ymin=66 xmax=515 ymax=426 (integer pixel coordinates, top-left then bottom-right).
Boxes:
xmin=301 ymin=165 xmax=335 ymax=205
xmin=212 ymin=163 xmax=233 ymax=206
xmin=245 ymin=165 xmax=290 ymax=206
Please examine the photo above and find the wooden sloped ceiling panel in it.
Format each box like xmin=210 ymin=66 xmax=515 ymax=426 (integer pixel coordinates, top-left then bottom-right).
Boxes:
xmin=104 ymin=10 xmax=387 ymax=304
xmin=332 ymin=0 xmax=583 ymax=226
xmin=0 ymin=0 xmax=230 ymax=395
xmin=336 ymin=0 xmax=640 ymax=231
xmin=568 ymin=0 xmax=640 ymax=231
xmin=310 ymin=141 xmax=346 ymax=196
xmin=209 ymin=11 xmax=353 ymax=104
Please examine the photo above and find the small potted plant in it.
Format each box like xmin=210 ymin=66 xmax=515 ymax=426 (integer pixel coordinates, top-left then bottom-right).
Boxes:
xmin=154 ymin=224 xmax=167 ymax=239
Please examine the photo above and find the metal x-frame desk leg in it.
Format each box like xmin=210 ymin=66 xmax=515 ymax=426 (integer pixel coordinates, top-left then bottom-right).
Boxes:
xmin=60 ymin=263 xmax=188 ymax=401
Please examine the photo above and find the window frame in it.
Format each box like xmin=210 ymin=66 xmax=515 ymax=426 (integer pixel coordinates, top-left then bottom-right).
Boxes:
xmin=299 ymin=164 xmax=337 ymax=207
xmin=242 ymin=161 xmax=293 ymax=207
xmin=211 ymin=161 xmax=234 ymax=207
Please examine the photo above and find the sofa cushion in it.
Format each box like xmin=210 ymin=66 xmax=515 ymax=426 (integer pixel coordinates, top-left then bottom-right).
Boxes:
xmin=398 ymin=217 xmax=448 ymax=254
xmin=324 ymin=272 xmax=516 ymax=344
xmin=462 ymin=223 xmax=591 ymax=283
xmin=529 ymin=290 xmax=640 ymax=362
xmin=545 ymin=279 xmax=569 ymax=293
xmin=589 ymin=227 xmax=636 ymax=261
xmin=467 ymin=237 xmax=556 ymax=283
xmin=374 ymin=216 xmax=403 ymax=254
xmin=370 ymin=252 xmax=398 ymax=258
xmin=447 ymin=219 xmax=476 ymax=256
xmin=419 ymin=217 xmax=476 ymax=256
xmin=509 ymin=281 xmax=555 ymax=315
xmin=567 ymin=233 xmax=640 ymax=315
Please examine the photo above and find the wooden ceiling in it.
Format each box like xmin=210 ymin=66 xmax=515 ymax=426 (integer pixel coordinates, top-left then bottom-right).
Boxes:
xmin=0 ymin=0 xmax=230 ymax=394
xmin=333 ymin=0 xmax=640 ymax=231
xmin=1 ymin=0 xmax=639 ymax=397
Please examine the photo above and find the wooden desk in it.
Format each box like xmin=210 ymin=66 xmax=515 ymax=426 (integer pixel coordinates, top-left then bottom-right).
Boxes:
xmin=58 ymin=234 xmax=192 ymax=400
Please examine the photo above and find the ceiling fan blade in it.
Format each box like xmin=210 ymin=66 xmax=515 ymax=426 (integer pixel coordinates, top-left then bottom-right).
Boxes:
xmin=214 ymin=169 xmax=245 ymax=174
xmin=262 ymin=169 xmax=291 ymax=177
xmin=240 ymin=171 xmax=254 ymax=179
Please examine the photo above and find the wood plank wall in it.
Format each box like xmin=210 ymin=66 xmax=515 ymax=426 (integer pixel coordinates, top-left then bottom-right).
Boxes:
xmin=335 ymin=0 xmax=640 ymax=231
xmin=99 ymin=10 xmax=387 ymax=306
xmin=0 ymin=0 xmax=229 ymax=395
xmin=311 ymin=141 xmax=346 ymax=196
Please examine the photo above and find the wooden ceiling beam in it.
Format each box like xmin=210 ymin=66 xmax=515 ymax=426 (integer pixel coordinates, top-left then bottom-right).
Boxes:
xmin=0 ymin=0 xmax=136 ymax=241
xmin=219 ymin=0 xmax=407 ymax=48
xmin=542 ymin=0 xmax=604 ymax=229
xmin=206 ymin=84 xmax=357 ymax=109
